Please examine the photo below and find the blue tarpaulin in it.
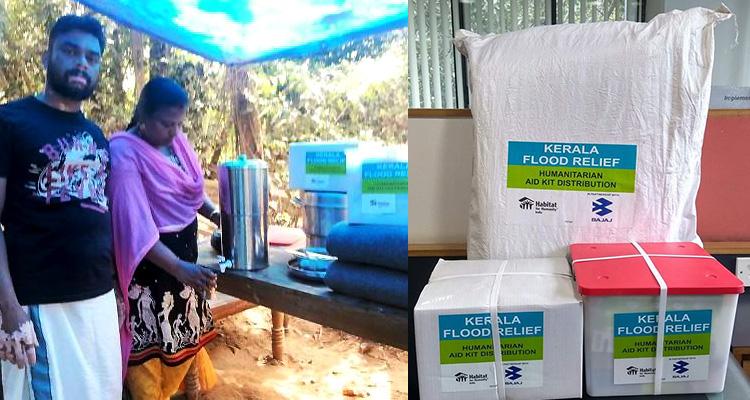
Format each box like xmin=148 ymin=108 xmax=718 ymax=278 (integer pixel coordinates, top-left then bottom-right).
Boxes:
xmin=75 ymin=0 xmax=407 ymax=65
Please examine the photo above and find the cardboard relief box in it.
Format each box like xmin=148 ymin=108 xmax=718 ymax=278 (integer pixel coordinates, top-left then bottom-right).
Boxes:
xmin=414 ymin=258 xmax=583 ymax=400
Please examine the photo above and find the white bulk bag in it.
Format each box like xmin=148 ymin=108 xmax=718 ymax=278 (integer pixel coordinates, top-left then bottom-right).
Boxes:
xmin=455 ymin=7 xmax=732 ymax=260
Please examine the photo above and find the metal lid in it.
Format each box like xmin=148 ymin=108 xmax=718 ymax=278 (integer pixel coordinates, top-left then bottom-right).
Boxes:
xmin=221 ymin=154 xmax=267 ymax=170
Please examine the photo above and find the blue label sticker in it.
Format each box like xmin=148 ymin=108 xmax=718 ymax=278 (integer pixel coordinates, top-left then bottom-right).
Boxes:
xmin=508 ymin=141 xmax=637 ymax=170
xmin=614 ymin=310 xmax=713 ymax=337
xmin=497 ymin=312 xmax=544 ymax=338
xmin=439 ymin=313 xmax=493 ymax=340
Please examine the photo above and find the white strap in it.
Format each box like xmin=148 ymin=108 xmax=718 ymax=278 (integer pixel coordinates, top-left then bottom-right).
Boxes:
xmin=571 ymin=254 xmax=644 ymax=264
xmin=489 ymin=261 xmax=508 ymax=400
xmin=630 ymin=241 xmax=667 ymax=395
xmin=572 ymin=253 xmax=713 ymax=265
xmin=430 ymin=271 xmax=573 ymax=283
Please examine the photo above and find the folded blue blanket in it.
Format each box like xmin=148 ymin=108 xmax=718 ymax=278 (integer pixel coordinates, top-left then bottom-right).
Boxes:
xmin=325 ymin=222 xmax=407 ymax=271
xmin=324 ymin=261 xmax=407 ymax=309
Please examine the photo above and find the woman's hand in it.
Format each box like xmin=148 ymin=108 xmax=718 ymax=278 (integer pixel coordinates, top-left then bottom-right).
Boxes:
xmin=145 ymin=242 xmax=217 ymax=295
xmin=173 ymin=260 xmax=217 ymax=294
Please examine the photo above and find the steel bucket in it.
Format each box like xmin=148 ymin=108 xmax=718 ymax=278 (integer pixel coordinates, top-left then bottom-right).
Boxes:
xmin=218 ymin=155 xmax=269 ymax=270
xmin=293 ymin=191 xmax=347 ymax=248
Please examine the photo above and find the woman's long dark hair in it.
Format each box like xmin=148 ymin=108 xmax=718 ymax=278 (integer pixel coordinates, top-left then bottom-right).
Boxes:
xmin=126 ymin=77 xmax=189 ymax=130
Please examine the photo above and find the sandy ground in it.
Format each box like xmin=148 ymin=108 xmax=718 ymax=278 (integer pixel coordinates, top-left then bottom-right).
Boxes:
xmin=199 ymin=181 xmax=406 ymax=399
xmin=201 ymin=307 xmax=408 ymax=400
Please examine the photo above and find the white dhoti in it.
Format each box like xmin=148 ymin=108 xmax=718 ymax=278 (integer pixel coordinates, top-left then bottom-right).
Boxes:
xmin=2 ymin=289 xmax=122 ymax=400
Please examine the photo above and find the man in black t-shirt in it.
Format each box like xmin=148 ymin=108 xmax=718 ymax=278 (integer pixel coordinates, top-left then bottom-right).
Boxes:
xmin=0 ymin=15 xmax=121 ymax=399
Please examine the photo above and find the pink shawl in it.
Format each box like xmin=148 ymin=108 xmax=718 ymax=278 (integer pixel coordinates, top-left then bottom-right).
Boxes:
xmin=108 ymin=130 xmax=205 ymax=378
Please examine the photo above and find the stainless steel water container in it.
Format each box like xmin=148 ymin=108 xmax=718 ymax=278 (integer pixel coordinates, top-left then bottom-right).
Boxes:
xmin=218 ymin=155 xmax=269 ymax=270
xmin=293 ymin=191 xmax=347 ymax=248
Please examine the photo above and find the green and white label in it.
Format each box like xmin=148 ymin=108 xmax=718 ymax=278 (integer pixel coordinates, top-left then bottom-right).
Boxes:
xmin=362 ymin=162 xmax=408 ymax=194
xmin=613 ymin=310 xmax=712 ymax=384
xmin=305 ymin=151 xmax=346 ymax=175
xmin=438 ymin=312 xmax=543 ymax=392
xmin=361 ymin=162 xmax=407 ymax=215
xmin=505 ymin=140 xmax=637 ymax=227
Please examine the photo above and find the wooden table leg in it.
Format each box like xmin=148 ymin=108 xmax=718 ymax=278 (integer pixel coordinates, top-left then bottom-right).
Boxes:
xmin=271 ymin=310 xmax=285 ymax=361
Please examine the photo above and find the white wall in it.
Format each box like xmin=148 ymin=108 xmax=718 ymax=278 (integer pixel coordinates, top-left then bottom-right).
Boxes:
xmin=408 ymin=117 xmax=473 ymax=244
xmin=648 ymin=0 xmax=750 ymax=87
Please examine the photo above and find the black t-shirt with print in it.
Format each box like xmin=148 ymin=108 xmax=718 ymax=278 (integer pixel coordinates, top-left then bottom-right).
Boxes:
xmin=0 ymin=96 xmax=113 ymax=305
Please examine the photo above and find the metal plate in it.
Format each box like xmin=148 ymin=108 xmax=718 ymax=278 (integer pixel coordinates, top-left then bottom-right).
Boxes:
xmin=287 ymin=258 xmax=329 ymax=282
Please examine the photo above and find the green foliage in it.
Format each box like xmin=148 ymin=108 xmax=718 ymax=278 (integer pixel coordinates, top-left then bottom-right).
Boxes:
xmin=0 ymin=0 xmax=407 ymax=227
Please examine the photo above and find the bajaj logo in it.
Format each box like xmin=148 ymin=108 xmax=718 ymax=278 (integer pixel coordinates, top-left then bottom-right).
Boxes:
xmin=626 ymin=366 xmax=638 ymax=376
xmin=505 ymin=366 xmax=522 ymax=381
xmin=519 ymin=197 xmax=534 ymax=210
xmin=673 ymin=361 xmax=689 ymax=374
xmin=454 ymin=372 xmax=468 ymax=382
xmin=592 ymin=197 xmax=613 ymax=216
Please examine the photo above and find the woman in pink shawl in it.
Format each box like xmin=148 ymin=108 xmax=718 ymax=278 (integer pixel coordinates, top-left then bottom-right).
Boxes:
xmin=109 ymin=77 xmax=218 ymax=399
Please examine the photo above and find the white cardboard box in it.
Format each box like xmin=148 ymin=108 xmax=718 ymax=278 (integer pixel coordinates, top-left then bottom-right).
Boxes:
xmin=346 ymin=145 xmax=407 ymax=225
xmin=414 ymin=258 xmax=583 ymax=400
xmin=289 ymin=141 xmax=374 ymax=192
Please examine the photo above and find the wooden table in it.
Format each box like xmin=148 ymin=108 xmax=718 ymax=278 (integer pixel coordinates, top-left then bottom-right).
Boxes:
xmin=198 ymin=243 xmax=408 ymax=352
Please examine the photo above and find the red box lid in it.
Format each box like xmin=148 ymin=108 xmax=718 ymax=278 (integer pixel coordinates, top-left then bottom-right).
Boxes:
xmin=570 ymin=242 xmax=745 ymax=296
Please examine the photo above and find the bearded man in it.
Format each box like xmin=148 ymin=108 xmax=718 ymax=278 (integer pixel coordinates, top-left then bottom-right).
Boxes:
xmin=0 ymin=14 xmax=121 ymax=399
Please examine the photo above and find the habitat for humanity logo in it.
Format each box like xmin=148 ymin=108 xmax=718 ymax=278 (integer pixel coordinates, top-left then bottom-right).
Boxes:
xmin=518 ymin=197 xmax=557 ymax=214
xmin=453 ymin=371 xmax=488 ymax=385
xmin=623 ymin=365 xmax=656 ymax=379
xmin=505 ymin=366 xmax=522 ymax=381
xmin=519 ymin=197 xmax=534 ymax=210
xmin=673 ymin=361 xmax=690 ymax=374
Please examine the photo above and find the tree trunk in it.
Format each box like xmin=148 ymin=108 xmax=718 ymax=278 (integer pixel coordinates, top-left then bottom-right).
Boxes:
xmin=205 ymin=70 xmax=231 ymax=179
xmin=227 ymin=66 xmax=262 ymax=159
xmin=148 ymin=38 xmax=170 ymax=78
xmin=131 ymin=31 xmax=146 ymax=95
